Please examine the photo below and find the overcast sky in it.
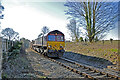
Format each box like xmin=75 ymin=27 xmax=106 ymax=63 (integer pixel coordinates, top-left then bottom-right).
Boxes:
xmin=1 ymin=0 xmax=119 ymax=41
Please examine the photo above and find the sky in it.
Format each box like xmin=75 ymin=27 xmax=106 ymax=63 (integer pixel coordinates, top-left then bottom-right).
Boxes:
xmin=0 ymin=0 xmax=119 ymax=41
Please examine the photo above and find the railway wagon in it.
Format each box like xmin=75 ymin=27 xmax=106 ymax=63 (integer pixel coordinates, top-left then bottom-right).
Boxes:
xmin=32 ymin=30 xmax=65 ymax=57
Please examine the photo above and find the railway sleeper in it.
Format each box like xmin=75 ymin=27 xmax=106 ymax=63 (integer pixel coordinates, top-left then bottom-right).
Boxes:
xmin=76 ymin=71 xmax=81 ymax=74
xmin=32 ymin=49 xmax=120 ymax=79
xmin=109 ymin=76 xmax=119 ymax=80
xmin=75 ymin=63 xmax=83 ymax=67
xmin=93 ymin=68 xmax=108 ymax=75
xmin=53 ymin=59 xmax=56 ymax=62
xmin=61 ymin=64 xmax=64 ymax=66
xmin=90 ymin=72 xmax=103 ymax=76
xmin=84 ymin=70 xmax=96 ymax=74
xmin=74 ymin=70 xmax=79 ymax=73
xmin=56 ymin=61 xmax=59 ymax=64
xmin=93 ymin=75 xmax=112 ymax=79
xmin=63 ymin=64 xmax=75 ymax=71
xmin=68 ymin=67 xmax=73 ymax=71
xmin=58 ymin=62 xmax=61 ymax=64
xmin=88 ymin=68 xmax=92 ymax=71
xmin=79 ymin=68 xmax=92 ymax=73
xmin=65 ymin=66 xmax=69 ymax=69
xmin=104 ymin=73 xmax=119 ymax=79
xmin=51 ymin=59 xmax=54 ymax=62
xmin=76 ymin=71 xmax=93 ymax=79
xmin=89 ymin=72 xmax=105 ymax=76
xmin=80 ymin=66 xmax=89 ymax=70
xmin=84 ymin=68 xmax=91 ymax=71
xmin=63 ymin=64 xmax=67 ymax=67
xmin=82 ymin=72 xmax=93 ymax=79
xmin=89 ymin=73 xmax=114 ymax=79
xmin=72 ymin=69 xmax=77 ymax=72
xmin=107 ymin=73 xmax=120 ymax=79
xmin=82 ymin=71 xmax=107 ymax=79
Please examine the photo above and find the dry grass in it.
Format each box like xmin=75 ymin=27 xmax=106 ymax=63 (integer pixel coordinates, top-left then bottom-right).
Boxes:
xmin=65 ymin=40 xmax=119 ymax=64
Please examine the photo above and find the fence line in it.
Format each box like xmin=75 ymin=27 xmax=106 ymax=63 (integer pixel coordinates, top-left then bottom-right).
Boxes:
xmin=0 ymin=37 xmax=3 ymax=79
xmin=0 ymin=37 xmax=10 ymax=79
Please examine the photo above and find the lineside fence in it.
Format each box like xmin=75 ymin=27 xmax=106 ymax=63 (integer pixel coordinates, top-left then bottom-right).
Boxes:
xmin=0 ymin=37 xmax=9 ymax=79
xmin=0 ymin=37 xmax=2 ymax=79
xmin=0 ymin=37 xmax=31 ymax=79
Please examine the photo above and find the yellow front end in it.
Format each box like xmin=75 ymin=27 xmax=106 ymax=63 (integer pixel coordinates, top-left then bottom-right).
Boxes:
xmin=47 ymin=41 xmax=65 ymax=57
xmin=47 ymin=41 xmax=65 ymax=50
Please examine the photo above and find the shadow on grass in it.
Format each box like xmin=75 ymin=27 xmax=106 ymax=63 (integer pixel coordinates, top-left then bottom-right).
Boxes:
xmin=64 ymin=51 xmax=113 ymax=69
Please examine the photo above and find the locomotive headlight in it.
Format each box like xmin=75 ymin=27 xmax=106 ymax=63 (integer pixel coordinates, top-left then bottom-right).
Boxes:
xmin=60 ymin=44 xmax=63 ymax=49
xmin=60 ymin=45 xmax=63 ymax=48
xmin=48 ymin=45 xmax=52 ymax=48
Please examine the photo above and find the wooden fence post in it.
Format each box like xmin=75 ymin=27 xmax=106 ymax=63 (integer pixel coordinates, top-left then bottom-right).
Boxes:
xmin=0 ymin=37 xmax=3 ymax=79
xmin=118 ymin=40 xmax=120 ymax=76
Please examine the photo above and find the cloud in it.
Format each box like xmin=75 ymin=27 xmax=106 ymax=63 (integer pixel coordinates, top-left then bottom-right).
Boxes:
xmin=2 ymin=0 xmax=66 ymax=2
xmin=2 ymin=0 xmax=119 ymax=2
xmin=1 ymin=4 xmax=70 ymax=40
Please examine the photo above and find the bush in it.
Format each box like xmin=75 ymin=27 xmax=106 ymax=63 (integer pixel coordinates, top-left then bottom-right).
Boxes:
xmin=8 ymin=46 xmax=15 ymax=52
xmin=7 ymin=41 xmax=22 ymax=59
xmin=8 ymin=41 xmax=22 ymax=52
xmin=8 ymin=49 xmax=20 ymax=60
xmin=110 ymin=38 xmax=113 ymax=43
xmin=79 ymin=37 xmax=84 ymax=42
xmin=102 ymin=40 xmax=104 ymax=44
xmin=2 ymin=73 xmax=7 ymax=79
xmin=94 ymin=36 xmax=99 ymax=42
xmin=84 ymin=38 xmax=87 ymax=42
xmin=12 ymin=49 xmax=20 ymax=54
xmin=13 ymin=41 xmax=22 ymax=49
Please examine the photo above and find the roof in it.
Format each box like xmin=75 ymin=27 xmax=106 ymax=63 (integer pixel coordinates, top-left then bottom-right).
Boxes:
xmin=47 ymin=30 xmax=64 ymax=35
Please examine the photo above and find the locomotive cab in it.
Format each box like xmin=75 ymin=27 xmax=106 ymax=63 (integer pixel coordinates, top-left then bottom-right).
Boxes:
xmin=46 ymin=30 xmax=65 ymax=57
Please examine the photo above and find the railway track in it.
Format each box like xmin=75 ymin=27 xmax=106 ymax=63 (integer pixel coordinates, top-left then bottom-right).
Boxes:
xmin=53 ymin=57 xmax=120 ymax=79
xmin=31 ymin=48 xmax=120 ymax=79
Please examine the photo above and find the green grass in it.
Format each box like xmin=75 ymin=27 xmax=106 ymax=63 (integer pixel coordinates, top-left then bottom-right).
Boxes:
xmin=65 ymin=40 xmax=119 ymax=64
xmin=110 ymin=49 xmax=118 ymax=52
xmin=2 ymin=73 xmax=7 ymax=78
xmin=98 ymin=49 xmax=102 ymax=51
xmin=103 ymin=53 xmax=107 ymax=56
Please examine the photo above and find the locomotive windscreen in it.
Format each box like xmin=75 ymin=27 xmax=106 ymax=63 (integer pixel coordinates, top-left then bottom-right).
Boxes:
xmin=48 ymin=35 xmax=55 ymax=41
xmin=47 ymin=35 xmax=64 ymax=42
xmin=56 ymin=35 xmax=64 ymax=41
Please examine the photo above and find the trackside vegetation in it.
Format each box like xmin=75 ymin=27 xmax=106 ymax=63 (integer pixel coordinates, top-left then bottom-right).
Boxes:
xmin=65 ymin=40 xmax=118 ymax=64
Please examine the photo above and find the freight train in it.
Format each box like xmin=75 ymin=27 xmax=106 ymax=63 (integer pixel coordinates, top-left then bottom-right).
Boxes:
xmin=32 ymin=30 xmax=65 ymax=57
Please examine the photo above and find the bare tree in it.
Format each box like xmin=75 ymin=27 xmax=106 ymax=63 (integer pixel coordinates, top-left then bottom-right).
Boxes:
xmin=64 ymin=1 xmax=118 ymax=42
xmin=0 ymin=3 xmax=4 ymax=30
xmin=38 ymin=33 xmax=42 ymax=38
xmin=79 ymin=37 xmax=84 ymax=42
xmin=110 ymin=38 xmax=113 ymax=44
xmin=13 ymin=32 xmax=19 ymax=41
xmin=67 ymin=19 xmax=80 ymax=42
xmin=1 ymin=28 xmax=19 ymax=41
xmin=41 ymin=26 xmax=50 ymax=35
xmin=0 ymin=4 xmax=4 ymax=19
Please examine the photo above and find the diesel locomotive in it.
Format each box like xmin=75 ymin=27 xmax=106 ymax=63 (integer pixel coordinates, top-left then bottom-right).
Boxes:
xmin=32 ymin=30 xmax=65 ymax=57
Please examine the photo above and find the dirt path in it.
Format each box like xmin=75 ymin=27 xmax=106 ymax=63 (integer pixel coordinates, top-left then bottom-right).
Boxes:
xmin=26 ymin=48 xmax=83 ymax=78
xmin=2 ymin=48 xmax=83 ymax=78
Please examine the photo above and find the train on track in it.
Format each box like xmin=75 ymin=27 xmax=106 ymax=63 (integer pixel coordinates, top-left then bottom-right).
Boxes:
xmin=32 ymin=30 xmax=65 ymax=58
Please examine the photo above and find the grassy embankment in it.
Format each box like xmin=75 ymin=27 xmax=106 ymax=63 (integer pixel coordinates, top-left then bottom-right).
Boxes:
xmin=65 ymin=40 xmax=119 ymax=64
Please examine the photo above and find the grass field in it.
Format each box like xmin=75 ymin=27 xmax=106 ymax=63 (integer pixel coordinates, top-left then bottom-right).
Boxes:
xmin=65 ymin=40 xmax=119 ymax=65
